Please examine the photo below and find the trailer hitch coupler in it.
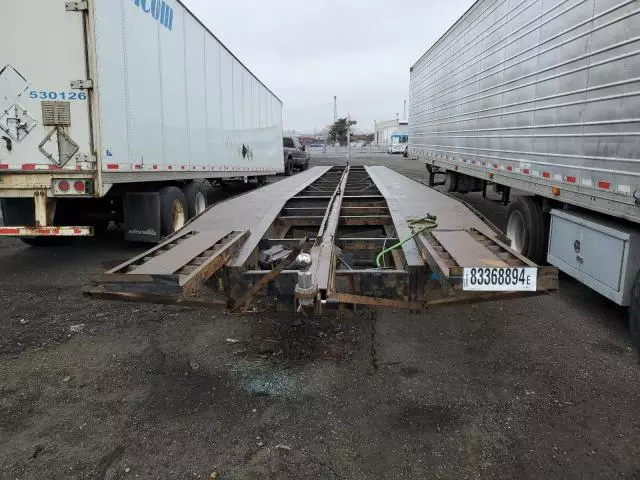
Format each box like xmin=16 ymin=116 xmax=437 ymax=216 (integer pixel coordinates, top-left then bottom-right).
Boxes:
xmin=294 ymin=253 xmax=318 ymax=307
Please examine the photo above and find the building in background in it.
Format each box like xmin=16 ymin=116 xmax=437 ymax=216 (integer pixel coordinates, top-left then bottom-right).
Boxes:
xmin=375 ymin=118 xmax=409 ymax=147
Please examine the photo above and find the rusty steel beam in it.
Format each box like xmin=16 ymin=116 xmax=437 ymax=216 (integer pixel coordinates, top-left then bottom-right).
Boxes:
xmin=282 ymin=207 xmax=330 ymax=216
xmin=337 ymin=237 xmax=399 ymax=251
xmin=338 ymin=215 xmax=393 ymax=226
xmin=311 ymin=167 xmax=351 ymax=295
xmin=276 ymin=216 xmax=325 ymax=229
xmin=329 ymin=293 xmax=425 ymax=310
xmin=230 ymin=238 xmax=310 ymax=312
xmin=340 ymin=206 xmax=390 ymax=215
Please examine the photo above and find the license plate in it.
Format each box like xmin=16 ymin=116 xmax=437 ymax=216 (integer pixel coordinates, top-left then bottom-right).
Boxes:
xmin=462 ymin=267 xmax=537 ymax=292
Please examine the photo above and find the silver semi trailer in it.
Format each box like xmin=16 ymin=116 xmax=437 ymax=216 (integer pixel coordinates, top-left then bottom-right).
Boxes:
xmin=0 ymin=0 xmax=283 ymax=244
xmin=409 ymin=0 xmax=640 ymax=347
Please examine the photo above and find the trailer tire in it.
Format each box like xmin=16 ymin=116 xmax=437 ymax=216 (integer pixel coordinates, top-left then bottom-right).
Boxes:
xmin=285 ymin=157 xmax=293 ymax=176
xmin=159 ymin=186 xmax=187 ymax=236
xmin=506 ymin=197 xmax=545 ymax=264
xmin=630 ymin=271 xmax=640 ymax=353
xmin=444 ymin=171 xmax=458 ymax=192
xmin=182 ymin=180 xmax=208 ymax=219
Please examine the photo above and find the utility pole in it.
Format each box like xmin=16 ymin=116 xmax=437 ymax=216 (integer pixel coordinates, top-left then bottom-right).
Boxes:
xmin=347 ymin=113 xmax=351 ymax=164
xmin=374 ymin=120 xmax=377 ymax=147
xmin=333 ymin=96 xmax=337 ymax=123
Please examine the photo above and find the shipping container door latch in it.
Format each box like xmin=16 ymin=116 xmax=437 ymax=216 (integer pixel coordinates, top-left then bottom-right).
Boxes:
xmin=66 ymin=1 xmax=88 ymax=11
xmin=70 ymin=79 xmax=93 ymax=90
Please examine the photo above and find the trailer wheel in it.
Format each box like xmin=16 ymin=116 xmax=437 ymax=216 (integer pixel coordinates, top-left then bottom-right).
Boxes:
xmin=506 ymin=197 xmax=545 ymax=264
xmin=444 ymin=171 xmax=458 ymax=192
xmin=630 ymin=270 xmax=640 ymax=353
xmin=159 ymin=186 xmax=187 ymax=236
xmin=285 ymin=157 xmax=293 ymax=176
xmin=183 ymin=181 xmax=208 ymax=219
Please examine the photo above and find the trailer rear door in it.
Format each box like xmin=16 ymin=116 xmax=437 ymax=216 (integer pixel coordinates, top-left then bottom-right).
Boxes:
xmin=0 ymin=1 xmax=93 ymax=172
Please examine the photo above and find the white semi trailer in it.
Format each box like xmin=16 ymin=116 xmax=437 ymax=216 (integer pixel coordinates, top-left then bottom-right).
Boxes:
xmin=0 ymin=0 xmax=283 ymax=244
xmin=409 ymin=0 xmax=640 ymax=349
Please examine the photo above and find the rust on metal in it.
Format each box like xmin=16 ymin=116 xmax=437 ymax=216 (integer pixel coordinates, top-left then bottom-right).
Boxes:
xmin=85 ymin=166 xmax=558 ymax=312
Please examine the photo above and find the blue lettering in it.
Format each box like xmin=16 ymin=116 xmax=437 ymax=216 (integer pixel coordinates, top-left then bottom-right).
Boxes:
xmin=164 ymin=7 xmax=174 ymax=31
xmin=151 ymin=0 xmax=160 ymax=20
xmin=133 ymin=0 xmax=173 ymax=31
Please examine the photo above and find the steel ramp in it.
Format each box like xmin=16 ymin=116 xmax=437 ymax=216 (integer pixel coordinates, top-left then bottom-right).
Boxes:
xmin=85 ymin=229 xmax=249 ymax=302
xmin=84 ymin=166 xmax=558 ymax=312
xmin=415 ymin=228 xmax=558 ymax=292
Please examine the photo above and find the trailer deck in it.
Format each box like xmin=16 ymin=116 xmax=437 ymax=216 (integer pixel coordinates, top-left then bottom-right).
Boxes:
xmin=86 ymin=166 xmax=558 ymax=310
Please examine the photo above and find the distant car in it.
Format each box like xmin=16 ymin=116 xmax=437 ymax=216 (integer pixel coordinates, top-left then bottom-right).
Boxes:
xmin=283 ymin=136 xmax=310 ymax=176
xmin=387 ymin=143 xmax=409 ymax=155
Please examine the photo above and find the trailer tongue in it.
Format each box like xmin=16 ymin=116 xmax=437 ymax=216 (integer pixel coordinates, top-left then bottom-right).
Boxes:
xmin=85 ymin=167 xmax=558 ymax=311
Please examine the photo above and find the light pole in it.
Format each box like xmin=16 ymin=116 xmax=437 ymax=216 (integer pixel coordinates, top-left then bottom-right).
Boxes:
xmin=347 ymin=113 xmax=351 ymax=164
xmin=373 ymin=120 xmax=377 ymax=149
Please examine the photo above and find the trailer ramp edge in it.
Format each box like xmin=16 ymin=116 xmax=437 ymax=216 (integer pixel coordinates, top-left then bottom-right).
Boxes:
xmin=85 ymin=166 xmax=558 ymax=311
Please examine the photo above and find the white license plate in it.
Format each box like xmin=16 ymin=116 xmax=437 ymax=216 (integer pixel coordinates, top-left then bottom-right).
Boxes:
xmin=462 ymin=267 xmax=538 ymax=292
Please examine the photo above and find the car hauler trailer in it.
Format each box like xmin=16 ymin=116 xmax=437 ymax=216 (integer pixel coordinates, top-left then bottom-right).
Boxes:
xmin=409 ymin=0 xmax=640 ymax=348
xmin=0 ymin=0 xmax=283 ymax=245
xmin=85 ymin=166 xmax=559 ymax=313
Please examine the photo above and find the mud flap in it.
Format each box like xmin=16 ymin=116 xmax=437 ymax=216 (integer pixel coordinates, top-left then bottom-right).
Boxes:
xmin=124 ymin=192 xmax=161 ymax=242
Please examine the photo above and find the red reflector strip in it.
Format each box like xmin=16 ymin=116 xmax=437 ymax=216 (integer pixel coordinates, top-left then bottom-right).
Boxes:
xmin=566 ymin=176 xmax=576 ymax=183
xmin=543 ymin=172 xmax=551 ymax=179
xmin=106 ymin=164 xmax=119 ymax=170
xmin=48 ymin=165 xmax=61 ymax=170
xmin=0 ymin=164 xmax=8 ymax=170
xmin=152 ymin=165 xmax=158 ymax=170
xmin=493 ymin=164 xmax=498 ymax=169
xmin=134 ymin=165 xmax=142 ymax=170
xmin=507 ymin=166 xmax=513 ymax=171
xmin=522 ymin=168 xmax=530 ymax=174
xmin=167 ymin=165 xmax=173 ymax=170
xmin=21 ymin=164 xmax=36 ymax=170
xmin=0 ymin=226 xmax=92 ymax=236
xmin=599 ymin=181 xmax=611 ymax=190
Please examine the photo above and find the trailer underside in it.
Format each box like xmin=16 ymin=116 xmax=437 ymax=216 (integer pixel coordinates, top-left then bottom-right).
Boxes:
xmin=85 ymin=166 xmax=558 ymax=311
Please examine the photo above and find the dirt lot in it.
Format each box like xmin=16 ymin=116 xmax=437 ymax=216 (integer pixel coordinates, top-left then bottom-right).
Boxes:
xmin=1 ymin=159 xmax=640 ymax=479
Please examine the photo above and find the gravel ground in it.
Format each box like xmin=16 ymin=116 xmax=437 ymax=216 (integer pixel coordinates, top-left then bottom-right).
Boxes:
xmin=1 ymin=158 xmax=639 ymax=479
